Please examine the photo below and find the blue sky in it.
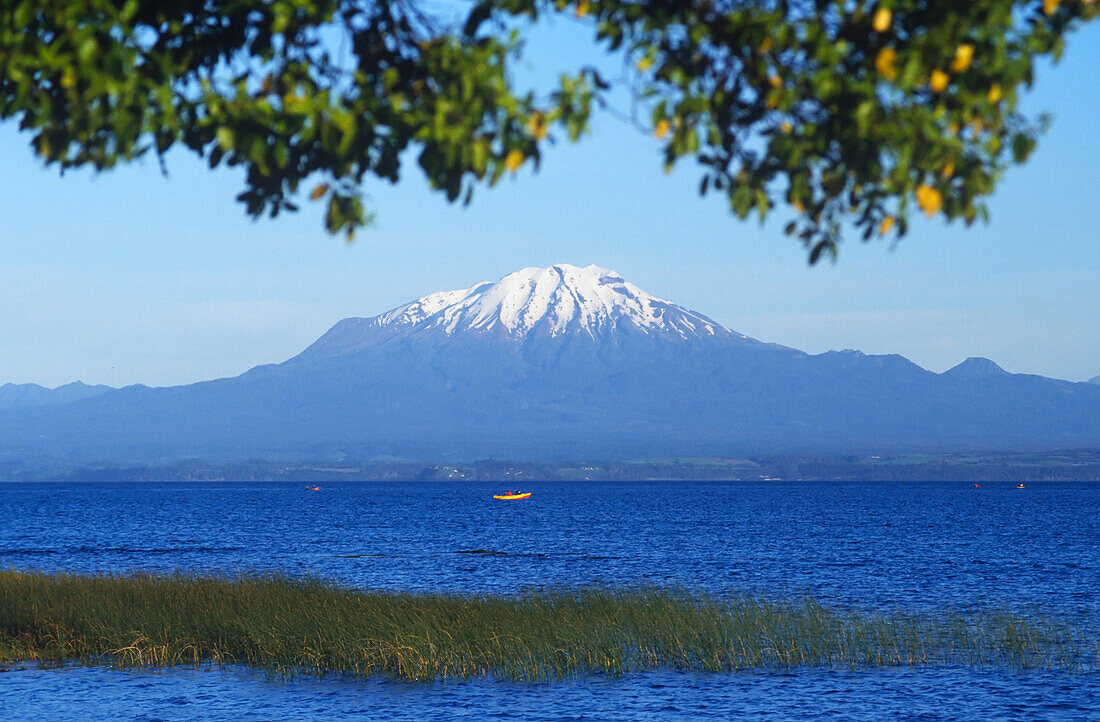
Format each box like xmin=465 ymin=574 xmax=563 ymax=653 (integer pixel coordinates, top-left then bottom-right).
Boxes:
xmin=2 ymin=22 xmax=1098 ymax=388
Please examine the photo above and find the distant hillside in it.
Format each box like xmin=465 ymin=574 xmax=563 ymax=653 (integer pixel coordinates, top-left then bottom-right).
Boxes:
xmin=9 ymin=450 xmax=1097 ymax=483
xmin=0 ymin=381 xmax=112 ymax=412
xmin=0 ymin=264 xmax=1097 ymax=465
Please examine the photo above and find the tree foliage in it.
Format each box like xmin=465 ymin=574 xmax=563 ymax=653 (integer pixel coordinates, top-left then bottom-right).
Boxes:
xmin=1 ymin=1 xmax=1095 ymax=260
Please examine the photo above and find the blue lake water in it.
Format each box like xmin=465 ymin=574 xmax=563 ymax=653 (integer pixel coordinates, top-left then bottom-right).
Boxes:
xmin=2 ymin=480 xmax=1098 ymax=719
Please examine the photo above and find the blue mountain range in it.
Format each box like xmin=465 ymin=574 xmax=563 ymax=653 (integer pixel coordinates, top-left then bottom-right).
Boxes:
xmin=1 ymin=264 xmax=1097 ymax=464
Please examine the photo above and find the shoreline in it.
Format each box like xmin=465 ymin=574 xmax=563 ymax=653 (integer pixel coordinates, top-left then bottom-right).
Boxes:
xmin=5 ymin=450 xmax=1099 ymax=483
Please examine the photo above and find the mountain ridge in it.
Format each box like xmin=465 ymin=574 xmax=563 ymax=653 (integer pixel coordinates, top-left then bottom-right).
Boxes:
xmin=1 ymin=264 xmax=1097 ymax=465
xmin=0 ymin=381 xmax=113 ymax=413
xmin=942 ymin=357 xmax=1009 ymax=379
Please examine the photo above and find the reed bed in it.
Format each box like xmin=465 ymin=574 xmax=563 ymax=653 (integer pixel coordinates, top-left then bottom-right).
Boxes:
xmin=0 ymin=570 xmax=1092 ymax=680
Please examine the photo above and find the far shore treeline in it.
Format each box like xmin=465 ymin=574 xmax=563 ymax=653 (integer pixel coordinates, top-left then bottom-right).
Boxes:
xmin=2 ymin=450 xmax=1098 ymax=483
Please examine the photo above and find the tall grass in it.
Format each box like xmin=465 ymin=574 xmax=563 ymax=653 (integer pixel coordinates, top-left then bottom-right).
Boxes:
xmin=0 ymin=570 xmax=1092 ymax=680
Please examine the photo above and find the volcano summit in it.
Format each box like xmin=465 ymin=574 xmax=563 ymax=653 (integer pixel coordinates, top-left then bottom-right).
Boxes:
xmin=1 ymin=264 xmax=1097 ymax=464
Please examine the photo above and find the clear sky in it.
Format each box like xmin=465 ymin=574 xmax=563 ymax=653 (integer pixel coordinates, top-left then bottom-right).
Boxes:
xmin=2 ymin=21 xmax=1098 ymax=389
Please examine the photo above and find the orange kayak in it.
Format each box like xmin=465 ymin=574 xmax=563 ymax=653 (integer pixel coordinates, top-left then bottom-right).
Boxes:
xmin=493 ymin=492 xmax=531 ymax=500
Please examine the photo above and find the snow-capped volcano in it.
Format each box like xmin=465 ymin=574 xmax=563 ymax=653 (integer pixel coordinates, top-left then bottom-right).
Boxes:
xmin=3 ymin=262 xmax=1099 ymax=464
xmin=298 ymin=264 xmax=750 ymax=360
xmin=378 ymin=264 xmax=728 ymax=339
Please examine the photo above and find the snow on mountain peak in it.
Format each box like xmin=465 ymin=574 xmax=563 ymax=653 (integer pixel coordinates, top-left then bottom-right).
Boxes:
xmin=376 ymin=264 xmax=730 ymax=340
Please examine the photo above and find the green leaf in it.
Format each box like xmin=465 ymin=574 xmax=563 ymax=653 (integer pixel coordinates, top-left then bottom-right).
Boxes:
xmin=215 ymin=128 xmax=235 ymax=152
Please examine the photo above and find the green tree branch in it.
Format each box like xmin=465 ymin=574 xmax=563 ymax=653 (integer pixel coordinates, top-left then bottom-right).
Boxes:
xmin=1 ymin=0 xmax=1094 ymax=260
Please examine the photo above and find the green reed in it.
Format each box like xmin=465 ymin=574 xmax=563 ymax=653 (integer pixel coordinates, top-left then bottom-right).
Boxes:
xmin=0 ymin=570 xmax=1092 ymax=680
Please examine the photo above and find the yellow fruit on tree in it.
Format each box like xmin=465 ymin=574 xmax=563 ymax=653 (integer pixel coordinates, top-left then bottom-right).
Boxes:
xmin=527 ymin=114 xmax=548 ymax=141
xmin=987 ymin=83 xmax=1003 ymax=104
xmin=872 ymin=7 xmax=892 ymax=33
xmin=915 ymin=184 xmax=943 ymax=216
xmin=655 ymin=119 xmax=671 ymax=139
xmin=951 ymin=45 xmax=974 ymax=73
xmin=504 ymin=149 xmax=525 ymax=172
xmin=879 ymin=216 xmax=896 ymax=235
xmin=930 ymin=69 xmax=949 ymax=92
xmin=875 ymin=48 xmax=899 ymax=80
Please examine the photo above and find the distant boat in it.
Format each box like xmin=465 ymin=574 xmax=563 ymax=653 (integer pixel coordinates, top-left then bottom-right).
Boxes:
xmin=1016 ymin=484 xmax=1026 ymax=489
xmin=306 ymin=485 xmax=320 ymax=491
xmin=493 ymin=491 xmax=531 ymax=500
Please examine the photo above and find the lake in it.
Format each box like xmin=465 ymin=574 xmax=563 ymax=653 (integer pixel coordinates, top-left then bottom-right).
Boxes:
xmin=2 ymin=480 xmax=1098 ymax=719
